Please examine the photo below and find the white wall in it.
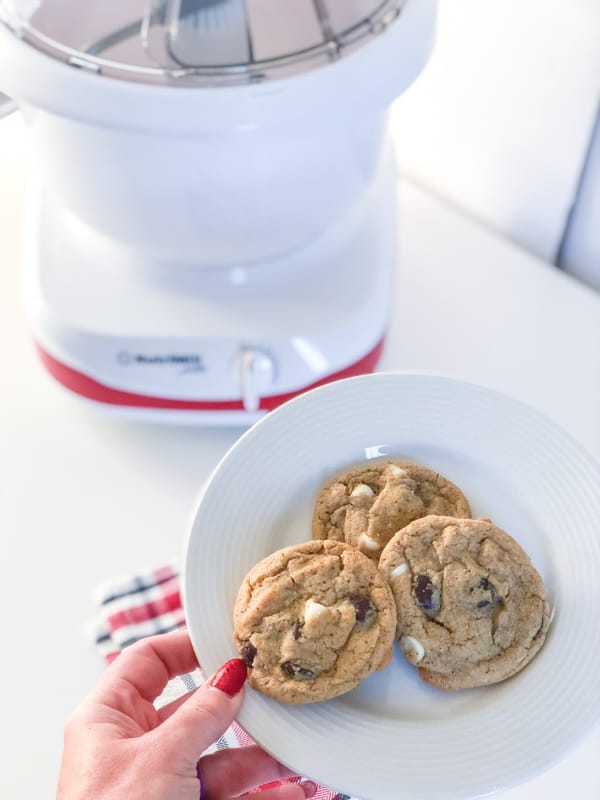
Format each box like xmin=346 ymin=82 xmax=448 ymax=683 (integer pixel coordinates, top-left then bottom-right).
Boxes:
xmin=389 ymin=0 xmax=600 ymax=266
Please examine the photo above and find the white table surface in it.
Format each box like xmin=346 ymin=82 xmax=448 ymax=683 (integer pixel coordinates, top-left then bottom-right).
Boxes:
xmin=1 ymin=113 xmax=599 ymax=800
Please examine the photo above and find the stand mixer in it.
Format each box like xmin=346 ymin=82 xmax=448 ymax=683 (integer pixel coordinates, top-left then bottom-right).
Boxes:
xmin=0 ymin=0 xmax=437 ymax=423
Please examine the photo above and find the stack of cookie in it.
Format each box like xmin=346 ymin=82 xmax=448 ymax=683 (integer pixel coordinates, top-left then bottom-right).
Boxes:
xmin=233 ymin=461 xmax=550 ymax=703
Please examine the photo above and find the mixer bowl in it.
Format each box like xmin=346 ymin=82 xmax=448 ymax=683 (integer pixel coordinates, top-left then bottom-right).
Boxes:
xmin=0 ymin=0 xmax=436 ymax=266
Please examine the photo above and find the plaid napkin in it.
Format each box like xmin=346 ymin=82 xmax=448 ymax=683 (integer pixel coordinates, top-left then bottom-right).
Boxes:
xmin=92 ymin=564 xmax=351 ymax=800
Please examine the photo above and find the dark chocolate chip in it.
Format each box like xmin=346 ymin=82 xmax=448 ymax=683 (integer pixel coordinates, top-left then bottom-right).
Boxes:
xmin=413 ymin=575 xmax=441 ymax=615
xmin=478 ymin=576 xmax=500 ymax=604
xmin=473 ymin=575 xmax=502 ymax=613
xmin=240 ymin=640 xmax=257 ymax=667
xmin=281 ymin=661 xmax=318 ymax=681
xmin=349 ymin=595 xmax=377 ymax=629
xmin=292 ymin=620 xmax=303 ymax=640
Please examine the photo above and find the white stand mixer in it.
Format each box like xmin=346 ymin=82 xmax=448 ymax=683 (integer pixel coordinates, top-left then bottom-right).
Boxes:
xmin=0 ymin=0 xmax=437 ymax=423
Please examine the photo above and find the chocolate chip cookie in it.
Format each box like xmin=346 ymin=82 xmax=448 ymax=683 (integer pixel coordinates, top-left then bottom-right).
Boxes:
xmin=312 ymin=461 xmax=471 ymax=560
xmin=379 ymin=515 xmax=550 ymax=690
xmin=233 ymin=540 xmax=397 ymax=703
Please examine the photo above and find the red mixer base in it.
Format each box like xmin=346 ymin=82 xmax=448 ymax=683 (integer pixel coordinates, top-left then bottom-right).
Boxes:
xmin=36 ymin=338 xmax=385 ymax=414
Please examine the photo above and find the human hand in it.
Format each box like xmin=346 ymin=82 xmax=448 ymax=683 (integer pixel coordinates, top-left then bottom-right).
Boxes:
xmin=57 ymin=630 xmax=316 ymax=800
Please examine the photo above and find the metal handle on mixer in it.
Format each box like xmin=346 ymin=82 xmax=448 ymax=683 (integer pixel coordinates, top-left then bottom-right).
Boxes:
xmin=0 ymin=91 xmax=17 ymax=118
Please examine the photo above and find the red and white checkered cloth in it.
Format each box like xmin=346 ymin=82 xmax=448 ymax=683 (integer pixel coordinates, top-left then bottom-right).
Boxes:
xmin=93 ymin=564 xmax=352 ymax=800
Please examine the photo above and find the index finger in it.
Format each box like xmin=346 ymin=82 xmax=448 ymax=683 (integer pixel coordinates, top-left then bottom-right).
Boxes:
xmin=94 ymin=630 xmax=200 ymax=703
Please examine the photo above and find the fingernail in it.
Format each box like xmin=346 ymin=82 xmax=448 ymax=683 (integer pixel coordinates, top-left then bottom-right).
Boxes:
xmin=300 ymin=781 xmax=318 ymax=798
xmin=209 ymin=658 xmax=247 ymax=697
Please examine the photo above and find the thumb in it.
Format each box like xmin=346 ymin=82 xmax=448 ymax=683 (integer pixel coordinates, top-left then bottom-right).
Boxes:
xmin=156 ymin=658 xmax=247 ymax=765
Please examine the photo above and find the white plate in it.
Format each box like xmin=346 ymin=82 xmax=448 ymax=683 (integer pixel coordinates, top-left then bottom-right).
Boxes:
xmin=184 ymin=373 xmax=600 ymax=800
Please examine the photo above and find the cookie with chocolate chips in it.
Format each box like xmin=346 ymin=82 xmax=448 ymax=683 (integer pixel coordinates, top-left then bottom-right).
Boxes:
xmin=312 ymin=461 xmax=471 ymax=560
xmin=379 ymin=515 xmax=550 ymax=690
xmin=233 ymin=540 xmax=397 ymax=703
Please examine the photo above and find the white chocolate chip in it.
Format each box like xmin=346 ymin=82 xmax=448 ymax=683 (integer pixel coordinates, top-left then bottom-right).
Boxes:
xmin=400 ymin=635 xmax=425 ymax=664
xmin=351 ymin=483 xmax=375 ymax=498
xmin=303 ymin=599 xmax=328 ymax=625
xmin=358 ymin=533 xmax=380 ymax=554
xmin=390 ymin=563 xmax=408 ymax=578
xmin=387 ymin=464 xmax=408 ymax=478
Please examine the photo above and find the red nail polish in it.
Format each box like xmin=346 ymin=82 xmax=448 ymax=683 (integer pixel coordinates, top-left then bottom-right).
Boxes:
xmin=300 ymin=781 xmax=318 ymax=799
xmin=210 ymin=658 xmax=247 ymax=697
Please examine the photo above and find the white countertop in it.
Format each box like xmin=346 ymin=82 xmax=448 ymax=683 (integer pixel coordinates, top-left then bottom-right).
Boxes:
xmin=1 ymin=113 xmax=599 ymax=799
